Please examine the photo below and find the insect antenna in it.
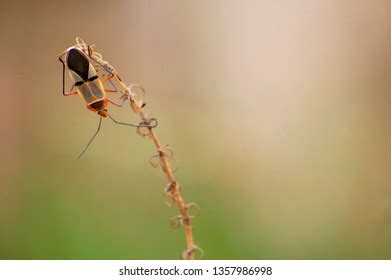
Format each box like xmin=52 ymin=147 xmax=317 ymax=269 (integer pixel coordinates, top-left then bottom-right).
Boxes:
xmin=107 ymin=113 xmax=158 ymax=128
xmin=76 ymin=116 xmax=103 ymax=160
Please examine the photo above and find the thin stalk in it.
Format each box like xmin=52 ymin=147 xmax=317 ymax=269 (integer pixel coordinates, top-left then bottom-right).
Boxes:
xmin=115 ymin=77 xmax=197 ymax=260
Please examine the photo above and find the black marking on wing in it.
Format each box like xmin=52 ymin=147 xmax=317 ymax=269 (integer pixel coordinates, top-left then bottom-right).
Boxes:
xmin=67 ymin=48 xmax=90 ymax=81
xmin=88 ymin=75 xmax=98 ymax=82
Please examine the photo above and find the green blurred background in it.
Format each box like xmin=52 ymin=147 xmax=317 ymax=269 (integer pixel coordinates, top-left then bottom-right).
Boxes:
xmin=1 ymin=0 xmax=391 ymax=259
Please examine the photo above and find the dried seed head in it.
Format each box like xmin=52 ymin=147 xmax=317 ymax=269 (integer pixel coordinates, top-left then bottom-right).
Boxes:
xmin=164 ymin=193 xmax=175 ymax=207
xmin=157 ymin=145 xmax=178 ymax=172
xmin=127 ymin=84 xmax=146 ymax=113
xmin=186 ymin=203 xmax=200 ymax=219
xmin=182 ymin=245 xmax=204 ymax=260
xmin=170 ymin=215 xmax=183 ymax=229
xmin=165 ymin=181 xmax=177 ymax=193
xmin=149 ymin=154 xmax=161 ymax=168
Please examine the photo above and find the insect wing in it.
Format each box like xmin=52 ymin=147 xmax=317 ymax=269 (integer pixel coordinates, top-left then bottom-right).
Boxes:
xmin=66 ymin=48 xmax=90 ymax=81
xmin=66 ymin=48 xmax=106 ymax=105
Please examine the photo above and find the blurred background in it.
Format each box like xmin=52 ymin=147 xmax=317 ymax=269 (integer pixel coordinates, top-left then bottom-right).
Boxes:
xmin=0 ymin=0 xmax=391 ymax=259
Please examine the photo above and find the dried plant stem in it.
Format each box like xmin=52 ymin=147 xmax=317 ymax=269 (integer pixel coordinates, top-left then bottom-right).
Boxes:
xmin=116 ymin=78 xmax=197 ymax=260
xmin=144 ymin=112 xmax=195 ymax=260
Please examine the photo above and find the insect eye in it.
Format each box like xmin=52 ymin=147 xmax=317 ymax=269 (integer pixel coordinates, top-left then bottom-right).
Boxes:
xmin=75 ymin=81 xmax=84 ymax=86
xmin=88 ymin=75 xmax=98 ymax=82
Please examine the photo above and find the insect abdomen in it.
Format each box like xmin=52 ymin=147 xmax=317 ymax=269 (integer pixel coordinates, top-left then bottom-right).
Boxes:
xmin=87 ymin=99 xmax=107 ymax=112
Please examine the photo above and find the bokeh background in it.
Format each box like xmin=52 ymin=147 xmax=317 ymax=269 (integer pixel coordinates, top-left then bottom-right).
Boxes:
xmin=1 ymin=0 xmax=391 ymax=259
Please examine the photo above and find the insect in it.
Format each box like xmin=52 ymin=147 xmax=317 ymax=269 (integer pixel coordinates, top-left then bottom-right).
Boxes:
xmin=58 ymin=39 xmax=156 ymax=159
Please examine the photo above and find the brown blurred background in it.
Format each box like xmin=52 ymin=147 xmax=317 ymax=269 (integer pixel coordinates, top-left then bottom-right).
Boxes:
xmin=0 ymin=0 xmax=391 ymax=259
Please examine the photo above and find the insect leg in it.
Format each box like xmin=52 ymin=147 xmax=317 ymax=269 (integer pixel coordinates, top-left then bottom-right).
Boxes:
xmin=59 ymin=57 xmax=67 ymax=95
xmin=99 ymin=73 xmax=119 ymax=93
xmin=76 ymin=116 xmax=103 ymax=160
xmin=107 ymin=97 xmax=126 ymax=107
xmin=100 ymin=74 xmax=114 ymax=83
xmin=59 ymin=56 xmax=78 ymax=96
xmin=105 ymin=78 xmax=118 ymax=93
xmin=64 ymin=91 xmax=78 ymax=96
xmin=64 ymin=83 xmax=77 ymax=96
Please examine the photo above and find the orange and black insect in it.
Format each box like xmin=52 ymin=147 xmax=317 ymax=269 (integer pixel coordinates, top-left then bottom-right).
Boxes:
xmin=58 ymin=42 xmax=155 ymax=159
